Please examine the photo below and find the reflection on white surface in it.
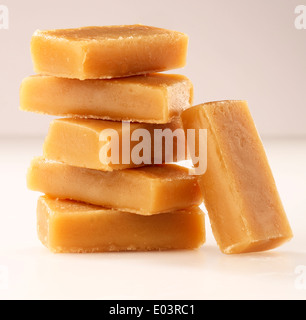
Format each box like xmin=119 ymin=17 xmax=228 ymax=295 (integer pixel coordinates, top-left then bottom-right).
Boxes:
xmin=0 ymin=137 xmax=305 ymax=300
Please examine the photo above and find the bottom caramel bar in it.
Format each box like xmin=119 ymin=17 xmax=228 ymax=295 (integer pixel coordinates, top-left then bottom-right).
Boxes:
xmin=37 ymin=196 xmax=206 ymax=253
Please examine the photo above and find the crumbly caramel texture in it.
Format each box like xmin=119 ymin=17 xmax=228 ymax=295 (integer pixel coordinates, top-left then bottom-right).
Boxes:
xmin=20 ymin=74 xmax=193 ymax=123
xmin=37 ymin=196 xmax=206 ymax=253
xmin=27 ymin=157 xmax=203 ymax=215
xmin=43 ymin=117 xmax=188 ymax=171
xmin=181 ymin=100 xmax=293 ymax=254
xmin=31 ymin=25 xmax=189 ymax=80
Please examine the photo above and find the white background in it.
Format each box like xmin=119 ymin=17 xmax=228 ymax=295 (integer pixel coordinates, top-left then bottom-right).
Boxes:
xmin=0 ymin=0 xmax=306 ymax=301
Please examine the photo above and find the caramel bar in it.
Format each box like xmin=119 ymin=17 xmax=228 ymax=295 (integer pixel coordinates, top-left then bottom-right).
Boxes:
xmin=43 ymin=118 xmax=187 ymax=171
xmin=20 ymin=74 xmax=193 ymax=124
xmin=181 ymin=101 xmax=293 ymax=254
xmin=27 ymin=157 xmax=203 ymax=215
xmin=31 ymin=25 xmax=188 ymax=80
xmin=37 ymin=196 xmax=206 ymax=253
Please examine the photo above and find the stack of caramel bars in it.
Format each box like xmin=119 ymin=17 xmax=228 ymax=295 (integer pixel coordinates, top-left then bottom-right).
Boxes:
xmin=20 ymin=25 xmax=293 ymax=255
xmin=20 ymin=25 xmax=206 ymax=253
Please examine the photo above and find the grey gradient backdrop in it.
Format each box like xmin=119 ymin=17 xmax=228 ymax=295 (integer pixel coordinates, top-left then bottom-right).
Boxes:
xmin=0 ymin=0 xmax=305 ymax=137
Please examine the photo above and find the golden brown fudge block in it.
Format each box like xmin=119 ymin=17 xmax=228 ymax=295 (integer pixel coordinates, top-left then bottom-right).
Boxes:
xmin=181 ymin=101 xmax=293 ymax=254
xmin=31 ymin=25 xmax=189 ymax=80
xmin=43 ymin=118 xmax=188 ymax=171
xmin=37 ymin=196 xmax=206 ymax=253
xmin=20 ymin=74 xmax=193 ymax=124
xmin=27 ymin=157 xmax=203 ymax=215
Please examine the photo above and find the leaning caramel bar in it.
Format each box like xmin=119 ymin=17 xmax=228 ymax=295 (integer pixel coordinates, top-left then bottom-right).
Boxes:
xmin=181 ymin=101 xmax=293 ymax=254
xmin=31 ymin=25 xmax=188 ymax=80
xmin=43 ymin=118 xmax=187 ymax=171
xmin=20 ymin=74 xmax=193 ymax=123
xmin=27 ymin=157 xmax=203 ymax=215
xmin=37 ymin=196 xmax=206 ymax=253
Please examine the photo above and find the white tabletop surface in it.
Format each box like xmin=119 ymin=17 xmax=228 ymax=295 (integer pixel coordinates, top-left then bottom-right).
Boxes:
xmin=0 ymin=137 xmax=305 ymax=300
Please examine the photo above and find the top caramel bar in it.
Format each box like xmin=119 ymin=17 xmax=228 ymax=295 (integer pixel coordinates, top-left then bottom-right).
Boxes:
xmin=31 ymin=25 xmax=189 ymax=80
